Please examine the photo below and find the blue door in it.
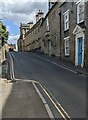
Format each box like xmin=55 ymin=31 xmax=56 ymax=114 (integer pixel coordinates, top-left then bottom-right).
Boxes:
xmin=78 ymin=37 xmax=83 ymax=65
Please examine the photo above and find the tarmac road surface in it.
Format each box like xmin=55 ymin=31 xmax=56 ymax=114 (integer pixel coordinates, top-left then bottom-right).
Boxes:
xmin=7 ymin=52 xmax=86 ymax=118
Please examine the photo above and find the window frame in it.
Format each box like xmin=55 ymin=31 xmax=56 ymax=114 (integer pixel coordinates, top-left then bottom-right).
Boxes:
xmin=51 ymin=35 xmax=57 ymax=47
xmin=64 ymin=36 xmax=70 ymax=56
xmin=63 ymin=10 xmax=70 ymax=31
xmin=77 ymin=0 xmax=84 ymax=24
xmin=46 ymin=17 xmax=49 ymax=31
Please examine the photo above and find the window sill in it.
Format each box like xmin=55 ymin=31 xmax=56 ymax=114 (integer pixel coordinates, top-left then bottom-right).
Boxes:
xmin=64 ymin=29 xmax=69 ymax=32
xmin=65 ymin=54 xmax=69 ymax=57
xmin=77 ymin=20 xmax=84 ymax=24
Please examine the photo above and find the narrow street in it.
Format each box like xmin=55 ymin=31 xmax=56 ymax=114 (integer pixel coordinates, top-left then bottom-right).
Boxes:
xmin=7 ymin=51 xmax=86 ymax=118
xmin=1 ymin=0 xmax=88 ymax=119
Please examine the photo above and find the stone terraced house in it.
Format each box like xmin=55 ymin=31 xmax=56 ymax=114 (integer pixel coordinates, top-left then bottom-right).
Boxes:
xmin=18 ymin=23 xmax=31 ymax=51
xmin=24 ymin=10 xmax=44 ymax=52
xmin=59 ymin=1 xmax=88 ymax=68
xmin=17 ymin=0 xmax=88 ymax=68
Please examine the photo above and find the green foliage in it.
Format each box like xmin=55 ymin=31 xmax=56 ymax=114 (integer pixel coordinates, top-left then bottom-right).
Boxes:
xmin=0 ymin=21 xmax=9 ymax=46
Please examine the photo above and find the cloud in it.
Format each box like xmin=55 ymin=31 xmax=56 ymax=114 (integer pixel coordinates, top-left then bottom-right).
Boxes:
xmin=8 ymin=34 xmax=20 ymax=49
xmin=6 ymin=26 xmax=10 ymax=32
xmin=0 ymin=0 xmax=48 ymax=46
xmin=0 ymin=0 xmax=48 ymax=25
xmin=8 ymin=34 xmax=20 ymax=44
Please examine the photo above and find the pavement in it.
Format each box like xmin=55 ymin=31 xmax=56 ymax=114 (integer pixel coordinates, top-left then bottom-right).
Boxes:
xmin=34 ymin=52 xmax=88 ymax=77
xmin=0 ymin=79 xmax=50 ymax=119
xmin=0 ymin=54 xmax=51 ymax=119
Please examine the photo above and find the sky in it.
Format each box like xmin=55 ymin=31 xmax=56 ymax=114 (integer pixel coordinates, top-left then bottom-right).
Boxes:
xmin=0 ymin=0 xmax=48 ymax=49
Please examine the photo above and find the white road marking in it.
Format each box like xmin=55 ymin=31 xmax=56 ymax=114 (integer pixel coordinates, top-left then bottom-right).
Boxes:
xmin=39 ymin=83 xmax=71 ymax=120
xmin=32 ymin=82 xmax=55 ymax=119
xmin=9 ymin=53 xmax=55 ymax=119
xmin=9 ymin=53 xmax=40 ymax=82
xmin=31 ymin=54 xmax=77 ymax=74
xmin=9 ymin=52 xmax=71 ymax=119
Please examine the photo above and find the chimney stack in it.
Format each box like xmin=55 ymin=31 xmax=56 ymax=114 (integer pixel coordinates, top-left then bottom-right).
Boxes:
xmin=36 ymin=10 xmax=44 ymax=22
xmin=28 ymin=21 xmax=33 ymax=29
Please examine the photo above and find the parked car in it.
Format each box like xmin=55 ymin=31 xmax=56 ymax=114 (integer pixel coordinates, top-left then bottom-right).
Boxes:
xmin=9 ymin=48 xmax=14 ymax=51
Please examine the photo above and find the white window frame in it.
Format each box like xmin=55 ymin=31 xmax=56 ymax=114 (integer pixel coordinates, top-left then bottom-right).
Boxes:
xmin=46 ymin=17 xmax=49 ymax=31
xmin=77 ymin=0 xmax=84 ymax=24
xmin=64 ymin=36 xmax=70 ymax=56
xmin=63 ymin=10 xmax=70 ymax=31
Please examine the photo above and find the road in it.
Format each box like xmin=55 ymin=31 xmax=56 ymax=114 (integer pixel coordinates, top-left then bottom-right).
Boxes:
xmin=7 ymin=51 xmax=86 ymax=118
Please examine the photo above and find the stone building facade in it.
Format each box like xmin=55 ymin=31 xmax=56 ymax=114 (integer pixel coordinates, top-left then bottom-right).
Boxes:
xmin=25 ymin=19 xmax=43 ymax=52
xmin=41 ymin=0 xmax=88 ymax=68
xmin=85 ymin=1 xmax=88 ymax=67
xmin=41 ymin=13 xmax=50 ymax=55
xmin=48 ymin=2 xmax=62 ymax=57
xmin=17 ymin=38 xmax=22 ymax=51
xmin=41 ymin=2 xmax=62 ymax=57
xmin=17 ymin=0 xmax=88 ymax=68
xmin=59 ymin=1 xmax=88 ymax=68
xmin=18 ymin=23 xmax=32 ymax=51
xmin=24 ymin=10 xmax=44 ymax=52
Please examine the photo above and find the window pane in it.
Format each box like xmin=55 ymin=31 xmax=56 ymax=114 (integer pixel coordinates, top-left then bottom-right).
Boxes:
xmin=67 ymin=22 xmax=69 ymax=30
xmin=79 ymin=12 xmax=84 ymax=22
xmin=64 ymin=11 xmax=69 ymax=30
xmin=77 ymin=1 xmax=84 ymax=23
xmin=65 ymin=14 xmax=68 ymax=21
xmin=65 ymin=14 xmax=68 ymax=22
xmin=65 ymin=39 xmax=69 ymax=55
xmin=66 ymin=47 xmax=69 ymax=55
xmin=79 ymin=3 xmax=84 ymax=13
xmin=67 ymin=40 xmax=69 ymax=47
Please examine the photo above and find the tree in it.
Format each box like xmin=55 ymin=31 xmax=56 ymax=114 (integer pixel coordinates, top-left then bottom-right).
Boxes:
xmin=0 ymin=21 xmax=9 ymax=47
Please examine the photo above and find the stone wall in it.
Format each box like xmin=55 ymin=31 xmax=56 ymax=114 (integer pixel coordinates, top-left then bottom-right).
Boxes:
xmin=0 ymin=44 xmax=9 ymax=64
xmin=25 ymin=19 xmax=43 ymax=52
xmin=85 ymin=1 xmax=88 ymax=68
xmin=48 ymin=3 xmax=61 ymax=57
